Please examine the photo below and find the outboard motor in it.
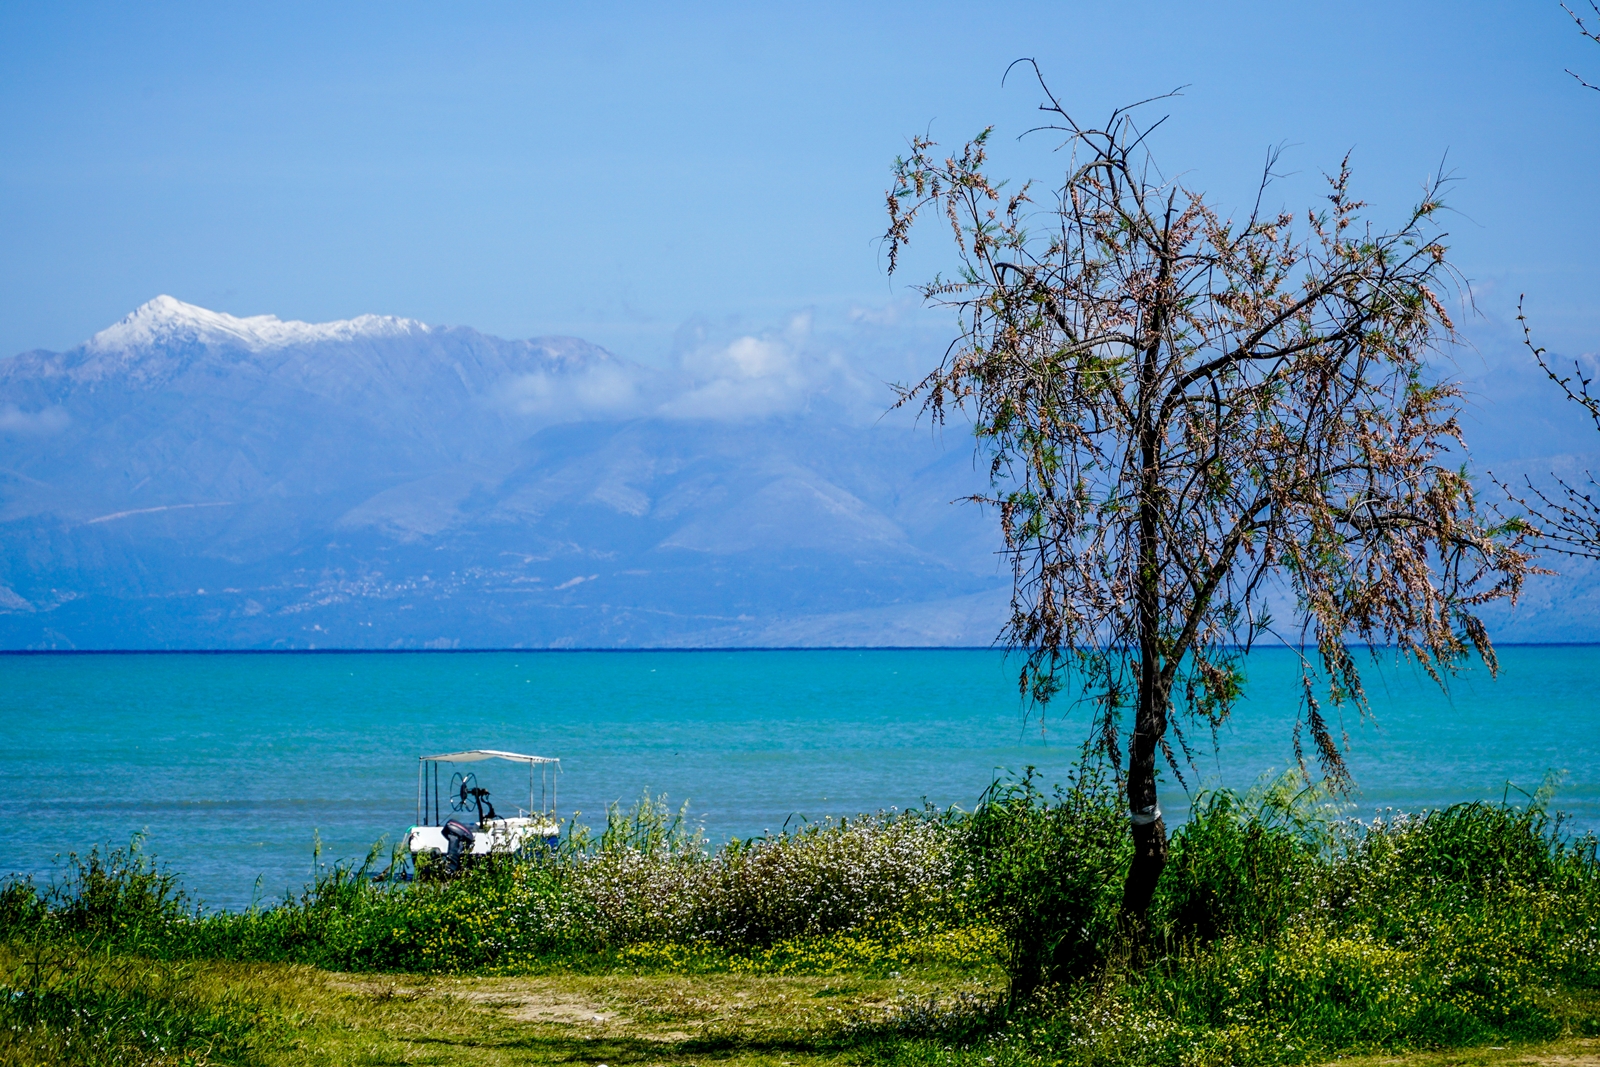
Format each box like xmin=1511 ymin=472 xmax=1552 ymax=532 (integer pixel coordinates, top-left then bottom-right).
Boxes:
xmin=441 ymin=818 xmax=475 ymax=873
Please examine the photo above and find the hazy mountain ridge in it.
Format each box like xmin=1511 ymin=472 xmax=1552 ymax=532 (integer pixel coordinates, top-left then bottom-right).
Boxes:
xmin=3 ymin=296 xmax=1595 ymax=649
xmin=0 ymin=298 xmax=1008 ymax=648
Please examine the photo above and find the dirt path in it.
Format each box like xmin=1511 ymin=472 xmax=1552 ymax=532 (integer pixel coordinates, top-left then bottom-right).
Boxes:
xmin=319 ymin=971 xmax=1596 ymax=1067
xmin=1328 ymin=1039 xmax=1600 ymax=1067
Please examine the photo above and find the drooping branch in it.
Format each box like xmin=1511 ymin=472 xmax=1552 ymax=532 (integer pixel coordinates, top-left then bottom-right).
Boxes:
xmin=884 ymin=69 xmax=1532 ymax=821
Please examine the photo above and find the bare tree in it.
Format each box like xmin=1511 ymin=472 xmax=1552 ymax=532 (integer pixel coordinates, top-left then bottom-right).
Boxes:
xmin=884 ymin=67 xmax=1534 ymax=929
xmin=1500 ymin=305 xmax=1600 ymax=558
xmin=1564 ymin=1 xmax=1600 ymax=90
xmin=1507 ymin=5 xmax=1600 ymax=548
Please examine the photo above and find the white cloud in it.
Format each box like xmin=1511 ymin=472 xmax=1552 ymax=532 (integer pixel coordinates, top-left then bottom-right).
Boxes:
xmin=0 ymin=404 xmax=68 ymax=435
xmin=658 ymin=312 xmax=877 ymax=420
xmin=498 ymin=362 xmax=650 ymax=422
xmin=492 ymin=306 xmax=923 ymax=426
xmin=718 ymin=335 xmax=793 ymax=379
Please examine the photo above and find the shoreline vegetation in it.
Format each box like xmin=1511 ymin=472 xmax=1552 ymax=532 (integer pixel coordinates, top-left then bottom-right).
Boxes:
xmin=2 ymin=770 xmax=1598 ymax=1067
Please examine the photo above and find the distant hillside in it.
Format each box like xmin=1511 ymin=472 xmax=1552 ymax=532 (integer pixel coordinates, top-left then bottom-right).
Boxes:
xmin=3 ymin=296 xmax=1594 ymax=648
xmin=0 ymin=297 xmax=1009 ymax=649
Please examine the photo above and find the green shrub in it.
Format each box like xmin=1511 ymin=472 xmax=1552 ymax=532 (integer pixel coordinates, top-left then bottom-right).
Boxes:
xmin=1325 ymin=798 xmax=1600 ymax=1000
xmin=1152 ymin=771 xmax=1337 ymax=945
xmin=962 ymin=765 xmax=1128 ymax=999
xmin=564 ymin=794 xmax=968 ymax=947
xmin=0 ymin=946 xmax=267 ymax=1067
xmin=8 ymin=796 xmax=972 ymax=974
xmin=56 ymin=838 xmax=191 ymax=941
xmin=0 ymin=875 xmax=43 ymax=935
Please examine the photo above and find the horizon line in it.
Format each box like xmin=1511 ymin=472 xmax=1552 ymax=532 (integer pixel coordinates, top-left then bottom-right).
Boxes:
xmin=3 ymin=643 xmax=1599 ymax=656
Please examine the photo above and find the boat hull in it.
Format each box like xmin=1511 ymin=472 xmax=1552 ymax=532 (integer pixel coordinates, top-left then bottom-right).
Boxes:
xmin=406 ymin=816 xmax=559 ymax=855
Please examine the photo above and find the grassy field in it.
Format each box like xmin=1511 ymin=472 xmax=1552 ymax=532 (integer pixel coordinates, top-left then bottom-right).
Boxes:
xmin=3 ymin=771 xmax=1598 ymax=1067
xmin=0 ymin=938 xmax=1001 ymax=1067
xmin=3 ymin=945 xmax=1596 ymax=1067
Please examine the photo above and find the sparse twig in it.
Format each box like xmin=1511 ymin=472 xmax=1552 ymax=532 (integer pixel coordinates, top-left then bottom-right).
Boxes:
xmin=1563 ymin=1 xmax=1600 ymax=90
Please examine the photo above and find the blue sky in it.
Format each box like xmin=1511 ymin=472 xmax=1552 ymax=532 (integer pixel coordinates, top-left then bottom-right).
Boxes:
xmin=2 ymin=1 xmax=1597 ymax=378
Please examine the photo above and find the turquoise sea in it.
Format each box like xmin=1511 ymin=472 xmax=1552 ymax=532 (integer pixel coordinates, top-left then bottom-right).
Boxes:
xmin=2 ymin=647 xmax=1597 ymax=911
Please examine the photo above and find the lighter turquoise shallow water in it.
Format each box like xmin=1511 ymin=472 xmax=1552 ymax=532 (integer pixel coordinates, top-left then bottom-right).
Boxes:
xmin=2 ymin=647 xmax=1597 ymax=910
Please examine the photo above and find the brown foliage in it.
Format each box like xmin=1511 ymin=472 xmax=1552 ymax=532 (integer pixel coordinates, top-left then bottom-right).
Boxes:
xmin=883 ymin=66 xmax=1532 ymax=919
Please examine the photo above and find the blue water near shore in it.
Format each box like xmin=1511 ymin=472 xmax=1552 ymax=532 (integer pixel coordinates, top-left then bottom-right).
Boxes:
xmin=2 ymin=647 xmax=1597 ymax=910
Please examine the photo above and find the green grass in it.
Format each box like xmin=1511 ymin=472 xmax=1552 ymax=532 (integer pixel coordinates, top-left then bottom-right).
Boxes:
xmin=3 ymin=771 xmax=1598 ymax=1066
xmin=0 ymin=941 xmax=1002 ymax=1067
xmin=1 ymin=947 xmax=1595 ymax=1067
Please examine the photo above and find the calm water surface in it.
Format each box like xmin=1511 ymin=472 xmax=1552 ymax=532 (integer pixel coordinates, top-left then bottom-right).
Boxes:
xmin=2 ymin=647 xmax=1596 ymax=909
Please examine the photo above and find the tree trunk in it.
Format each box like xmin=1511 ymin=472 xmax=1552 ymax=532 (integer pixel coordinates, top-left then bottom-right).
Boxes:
xmin=1127 ymin=445 xmax=1168 ymax=931
xmin=1126 ymin=327 xmax=1169 ymax=933
xmin=1121 ymin=678 xmax=1169 ymax=931
xmin=1122 ymin=810 xmax=1168 ymax=926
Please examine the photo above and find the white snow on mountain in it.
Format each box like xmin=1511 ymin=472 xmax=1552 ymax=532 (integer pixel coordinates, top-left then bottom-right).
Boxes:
xmin=0 ymin=296 xmax=1017 ymax=648
xmin=9 ymin=294 xmax=1591 ymax=648
xmin=87 ymin=295 xmax=428 ymax=353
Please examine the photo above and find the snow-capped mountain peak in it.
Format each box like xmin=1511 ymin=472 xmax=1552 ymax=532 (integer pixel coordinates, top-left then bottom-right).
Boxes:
xmin=86 ymin=295 xmax=428 ymax=352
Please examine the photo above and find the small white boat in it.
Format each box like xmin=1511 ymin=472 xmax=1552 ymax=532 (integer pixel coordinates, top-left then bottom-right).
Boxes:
xmin=405 ymin=749 xmax=561 ymax=869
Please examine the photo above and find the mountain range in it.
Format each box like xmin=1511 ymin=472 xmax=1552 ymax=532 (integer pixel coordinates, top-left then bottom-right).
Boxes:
xmin=4 ymin=296 xmax=1598 ymax=650
xmin=0 ymin=297 xmax=1008 ymax=649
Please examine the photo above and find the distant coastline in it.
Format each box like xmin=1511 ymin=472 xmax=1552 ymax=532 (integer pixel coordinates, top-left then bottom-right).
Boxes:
xmin=5 ymin=642 xmax=1600 ymax=655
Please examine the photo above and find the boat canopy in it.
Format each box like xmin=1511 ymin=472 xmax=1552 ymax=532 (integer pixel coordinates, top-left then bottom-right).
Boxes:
xmin=420 ymin=749 xmax=559 ymax=765
xmin=416 ymin=749 xmax=561 ymax=827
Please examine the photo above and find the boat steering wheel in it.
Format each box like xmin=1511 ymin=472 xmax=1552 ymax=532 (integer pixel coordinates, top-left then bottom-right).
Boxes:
xmin=449 ymin=772 xmax=479 ymax=813
xmin=449 ymin=772 xmax=499 ymax=823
